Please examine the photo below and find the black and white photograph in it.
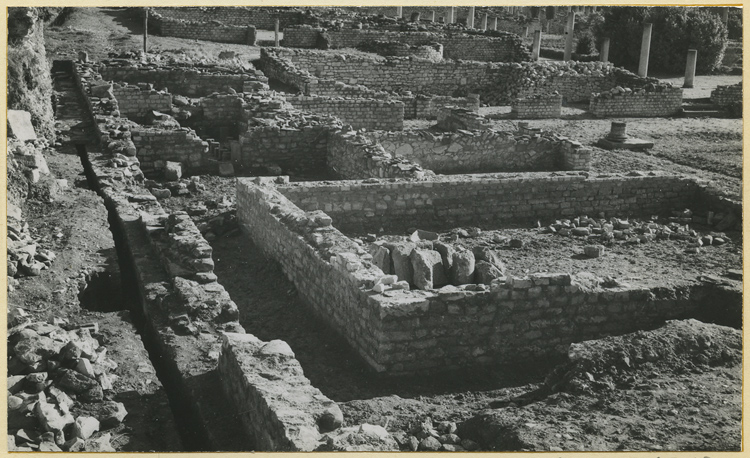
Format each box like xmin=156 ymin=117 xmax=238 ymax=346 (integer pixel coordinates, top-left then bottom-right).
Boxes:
xmin=6 ymin=3 xmax=743 ymax=453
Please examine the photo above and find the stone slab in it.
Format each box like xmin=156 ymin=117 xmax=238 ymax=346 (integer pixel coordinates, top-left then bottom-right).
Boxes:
xmin=597 ymin=137 xmax=654 ymax=151
xmin=8 ymin=110 xmax=37 ymax=141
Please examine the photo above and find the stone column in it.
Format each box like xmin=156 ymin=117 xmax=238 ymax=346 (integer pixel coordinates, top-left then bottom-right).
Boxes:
xmin=143 ymin=8 xmax=148 ymax=53
xmin=638 ymin=23 xmax=653 ymax=77
xmin=607 ymin=122 xmax=628 ymax=141
xmin=563 ymin=12 xmax=576 ymax=61
xmin=396 ymin=7 xmax=403 ymax=19
xmin=592 ymin=6 xmax=597 ymax=12
xmin=467 ymin=6 xmax=475 ymax=28
xmin=721 ymin=7 xmax=729 ymax=24
xmin=600 ymin=37 xmax=610 ymax=62
xmin=274 ymin=19 xmax=279 ymax=47
xmin=481 ymin=13 xmax=488 ymax=30
xmin=448 ymin=7 xmax=455 ymax=24
xmin=531 ymin=29 xmax=542 ymax=61
xmin=430 ymin=10 xmax=435 ymax=22
xmin=524 ymin=26 xmax=529 ymax=38
xmin=492 ymin=16 xmax=498 ymax=30
xmin=683 ymin=49 xmax=698 ymax=88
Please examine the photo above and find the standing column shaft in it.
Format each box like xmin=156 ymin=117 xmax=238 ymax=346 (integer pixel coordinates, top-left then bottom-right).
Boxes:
xmin=600 ymin=37 xmax=610 ymax=62
xmin=683 ymin=49 xmax=698 ymax=88
xmin=531 ymin=29 xmax=542 ymax=61
xmin=563 ymin=12 xmax=576 ymax=61
xmin=274 ymin=19 xmax=279 ymax=47
xmin=721 ymin=7 xmax=729 ymax=24
xmin=481 ymin=13 xmax=488 ymax=30
xmin=638 ymin=23 xmax=653 ymax=77
xmin=430 ymin=11 xmax=435 ymax=22
xmin=143 ymin=8 xmax=148 ymax=53
xmin=448 ymin=7 xmax=455 ymax=24
xmin=396 ymin=7 xmax=403 ymax=18
xmin=467 ymin=6 xmax=475 ymax=28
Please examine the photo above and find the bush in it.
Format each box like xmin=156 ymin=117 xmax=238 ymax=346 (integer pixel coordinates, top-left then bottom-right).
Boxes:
xmin=727 ymin=8 xmax=742 ymax=39
xmin=576 ymin=33 xmax=597 ymax=55
xmin=593 ymin=7 xmax=728 ymax=74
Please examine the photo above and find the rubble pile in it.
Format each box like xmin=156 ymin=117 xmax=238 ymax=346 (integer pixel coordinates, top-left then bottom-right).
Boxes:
xmin=8 ymin=310 xmax=128 ymax=452
xmin=539 ymin=208 xmax=735 ymax=254
xmin=7 ymin=208 xmax=57 ymax=286
xmin=389 ymin=417 xmax=480 ymax=452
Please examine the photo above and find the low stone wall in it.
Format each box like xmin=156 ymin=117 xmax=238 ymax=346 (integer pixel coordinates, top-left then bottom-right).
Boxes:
xmin=112 ymin=84 xmax=172 ymax=119
xmin=131 ymin=128 xmax=210 ymax=174
xmin=238 ymin=126 xmax=330 ymax=173
xmin=366 ymin=128 xmax=589 ymax=174
xmin=437 ymin=106 xmax=491 ymax=131
xmin=98 ymin=60 xmax=268 ymax=98
xmin=286 ymin=95 xmax=404 ymax=130
xmin=149 ymin=7 xmax=312 ymax=30
xmin=218 ymin=333 xmax=343 ymax=451
xmin=200 ymin=93 xmax=244 ymax=124
xmin=590 ymin=87 xmax=683 ymax=117
xmin=511 ymin=93 xmax=562 ymax=119
xmin=710 ymin=82 xmax=742 ymax=107
xmin=282 ymin=26 xmax=529 ymax=62
xmin=260 ymin=48 xmax=641 ymax=105
xmin=410 ymin=95 xmax=480 ymax=119
xmin=237 ymin=175 xmax=713 ymax=374
xmin=357 ymin=40 xmax=444 ymax=62
xmin=148 ymin=9 xmax=256 ymax=45
xmin=277 ymin=173 xmax=700 ymax=234
xmin=326 ymin=129 xmax=426 ymax=179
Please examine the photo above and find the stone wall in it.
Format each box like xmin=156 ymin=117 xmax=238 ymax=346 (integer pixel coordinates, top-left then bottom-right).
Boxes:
xmin=285 ymin=95 xmax=405 ymax=130
xmin=237 ymin=175 xmax=712 ymax=374
xmin=326 ymin=130 xmax=426 ymax=179
xmin=200 ymin=93 xmax=245 ymax=124
xmin=410 ymin=95 xmax=480 ymax=119
xmin=277 ymin=173 xmax=701 ymax=234
xmin=261 ymin=48 xmax=630 ymax=105
xmin=149 ymin=7 xmax=312 ymax=30
xmin=282 ymin=26 xmax=529 ymax=62
xmin=238 ymin=126 xmax=330 ymax=173
xmin=358 ymin=41 xmax=444 ymax=62
xmin=70 ymin=59 xmax=356 ymax=451
xmin=589 ymin=87 xmax=683 ymax=117
xmin=131 ymin=128 xmax=210 ymax=174
xmin=98 ymin=60 xmax=268 ymax=97
xmin=112 ymin=84 xmax=172 ymax=119
xmin=511 ymin=93 xmax=562 ymax=119
xmin=148 ymin=9 xmax=256 ymax=45
xmin=436 ymin=106 xmax=491 ymax=131
xmin=710 ymin=82 xmax=742 ymax=107
xmin=218 ymin=333 xmax=342 ymax=451
xmin=365 ymin=128 xmax=587 ymax=174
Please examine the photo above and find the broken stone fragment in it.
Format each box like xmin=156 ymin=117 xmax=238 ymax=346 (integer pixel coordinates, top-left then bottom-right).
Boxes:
xmin=370 ymin=245 xmax=391 ymax=274
xmin=410 ymin=249 xmax=447 ymax=290
xmin=84 ymin=433 xmax=116 ymax=452
xmin=433 ymin=241 xmax=455 ymax=272
xmin=418 ymin=436 xmax=442 ymax=451
xmin=14 ymin=335 xmax=64 ymax=365
xmin=34 ymin=396 xmax=75 ymax=432
xmin=584 ymin=245 xmax=605 ymax=258
xmin=72 ymin=416 xmax=100 ymax=440
xmin=387 ymin=242 xmax=416 ymax=285
xmin=97 ymin=401 xmax=128 ymax=428
xmin=57 ymin=368 xmax=98 ymax=394
xmin=320 ymin=424 xmax=399 ymax=451
xmin=475 ymin=261 xmax=503 ymax=285
xmin=317 ymin=403 xmax=344 ymax=432
xmin=450 ymin=250 xmax=476 ymax=285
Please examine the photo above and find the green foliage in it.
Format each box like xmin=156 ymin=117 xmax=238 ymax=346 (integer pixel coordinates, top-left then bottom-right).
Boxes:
xmin=575 ymin=33 xmax=597 ymax=55
xmin=593 ymin=7 xmax=728 ymax=74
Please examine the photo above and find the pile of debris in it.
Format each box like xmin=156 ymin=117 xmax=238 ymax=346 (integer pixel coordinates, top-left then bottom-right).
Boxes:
xmin=8 ymin=309 xmax=128 ymax=452
xmin=392 ymin=417 xmax=480 ymax=452
xmin=539 ymin=209 xmax=734 ymax=254
xmin=7 ymin=207 xmax=57 ymax=286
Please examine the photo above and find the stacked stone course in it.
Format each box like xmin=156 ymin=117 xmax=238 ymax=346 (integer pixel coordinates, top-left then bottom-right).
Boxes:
xmin=260 ymin=48 xmax=650 ymax=105
xmin=511 ymin=93 xmax=562 ymax=119
xmin=112 ymin=83 xmax=172 ymax=119
xmin=286 ymin=95 xmax=405 ymax=130
xmin=131 ymin=128 xmax=209 ymax=174
xmin=437 ymin=106 xmax=491 ymax=131
xmin=327 ymin=130 xmax=426 ymax=179
xmin=283 ymin=26 xmax=528 ymax=62
xmin=148 ymin=9 xmax=257 ymax=45
xmin=710 ymin=82 xmax=742 ymax=107
xmin=98 ymin=60 xmax=268 ymax=97
xmin=590 ymin=86 xmax=683 ymax=117
xmin=149 ymin=6 xmax=313 ymax=30
xmin=237 ymin=175 xmax=717 ymax=374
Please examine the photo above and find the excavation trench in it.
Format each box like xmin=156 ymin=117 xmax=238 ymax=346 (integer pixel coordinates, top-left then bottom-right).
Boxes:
xmin=76 ymin=143 xmax=210 ymax=450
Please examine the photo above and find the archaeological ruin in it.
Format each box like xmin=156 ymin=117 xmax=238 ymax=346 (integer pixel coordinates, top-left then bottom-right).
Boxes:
xmin=6 ymin=5 xmax=743 ymax=453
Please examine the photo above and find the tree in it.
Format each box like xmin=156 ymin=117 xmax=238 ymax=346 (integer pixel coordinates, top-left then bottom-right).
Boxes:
xmin=593 ymin=7 xmax=727 ymax=74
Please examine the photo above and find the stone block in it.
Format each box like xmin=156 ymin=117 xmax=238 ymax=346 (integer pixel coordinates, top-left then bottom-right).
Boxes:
xmin=387 ymin=242 xmax=416 ymax=285
xmin=8 ymin=110 xmax=37 ymax=141
xmin=164 ymin=161 xmax=182 ymax=181
xmin=450 ymin=250 xmax=475 ymax=285
xmin=410 ymin=249 xmax=447 ymax=290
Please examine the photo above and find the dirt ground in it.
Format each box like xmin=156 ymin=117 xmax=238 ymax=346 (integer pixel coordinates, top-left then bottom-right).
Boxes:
xmin=32 ymin=6 xmax=745 ymax=452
